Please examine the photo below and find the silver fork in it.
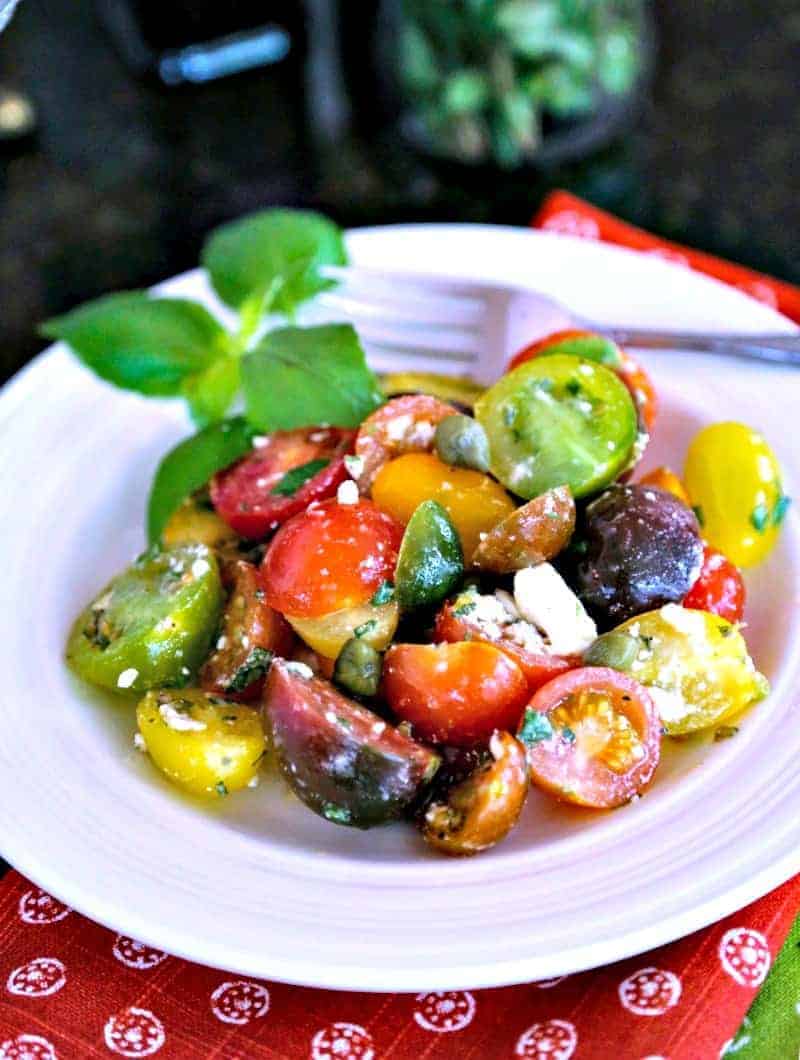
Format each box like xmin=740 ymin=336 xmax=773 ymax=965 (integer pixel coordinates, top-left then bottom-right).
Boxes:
xmin=317 ymin=266 xmax=800 ymax=384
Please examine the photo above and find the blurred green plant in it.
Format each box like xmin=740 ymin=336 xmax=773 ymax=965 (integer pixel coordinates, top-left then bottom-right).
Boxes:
xmin=399 ymin=0 xmax=644 ymax=167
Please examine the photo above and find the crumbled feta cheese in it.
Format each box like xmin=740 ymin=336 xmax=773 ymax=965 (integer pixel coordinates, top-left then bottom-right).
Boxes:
xmin=180 ymin=666 xmax=190 ymax=676
xmin=371 ymin=721 xmax=386 ymax=736
xmin=385 ymin=413 xmax=413 ymax=441
xmin=344 ymin=454 xmax=365 ymax=480
xmin=159 ymin=701 xmax=207 ymax=731
xmin=191 ymin=557 xmax=211 ymax=578
xmin=337 ymin=479 xmax=359 ymax=505
xmin=284 ymin=661 xmax=314 ymax=679
xmin=648 ymin=685 xmax=691 ymax=724
xmin=513 ymin=564 xmax=597 ymax=656
xmin=133 ymin=732 xmax=147 ymax=752
xmin=116 ymin=668 xmax=139 ymax=689
xmin=92 ymin=591 xmax=112 ymax=612
xmin=659 ymin=603 xmax=704 ymax=638
xmin=216 ymin=635 xmax=228 ymax=650
xmin=247 ymin=775 xmax=260 ymax=789
xmin=252 ymin=435 xmax=269 ymax=447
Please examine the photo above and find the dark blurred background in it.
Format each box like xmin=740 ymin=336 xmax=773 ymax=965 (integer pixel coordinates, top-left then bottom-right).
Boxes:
xmin=0 ymin=0 xmax=798 ymax=385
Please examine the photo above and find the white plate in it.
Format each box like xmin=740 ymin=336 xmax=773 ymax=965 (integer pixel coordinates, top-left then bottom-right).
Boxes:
xmin=0 ymin=225 xmax=798 ymax=992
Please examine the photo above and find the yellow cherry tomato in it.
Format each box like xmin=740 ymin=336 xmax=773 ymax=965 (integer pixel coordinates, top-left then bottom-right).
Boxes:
xmin=684 ymin=422 xmax=789 ymax=568
xmin=136 ymin=689 xmax=265 ymax=797
xmin=372 ymin=452 xmax=516 ymax=560
xmin=638 ymin=466 xmax=690 ymax=506
xmin=162 ymin=496 xmax=239 ymax=550
xmin=287 ymin=600 xmax=400 ymax=660
xmin=615 ymin=605 xmax=769 ymax=735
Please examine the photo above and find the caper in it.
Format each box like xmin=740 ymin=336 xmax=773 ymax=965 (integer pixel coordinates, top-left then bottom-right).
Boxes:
xmin=434 ymin=414 xmax=491 ymax=472
xmin=583 ymin=631 xmax=639 ymax=671
xmin=333 ymin=637 xmax=382 ymax=698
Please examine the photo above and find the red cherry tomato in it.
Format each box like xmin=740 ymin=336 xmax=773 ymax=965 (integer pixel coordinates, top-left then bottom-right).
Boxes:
xmin=260 ymin=498 xmax=403 ymax=619
xmin=210 ymin=428 xmax=355 ymax=539
xmin=434 ymin=601 xmax=576 ymax=693
xmin=508 ymin=329 xmax=657 ymax=432
xmin=683 ymin=545 xmax=745 ymax=623
xmin=200 ymin=559 xmax=294 ymax=700
xmin=354 ymin=394 xmax=458 ymax=491
xmin=382 ymin=641 xmax=530 ymax=748
xmin=519 ymin=667 xmax=661 ymax=808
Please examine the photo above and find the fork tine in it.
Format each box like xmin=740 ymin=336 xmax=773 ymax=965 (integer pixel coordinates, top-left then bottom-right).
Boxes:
xmin=362 ymin=346 xmax=475 ymax=377
xmin=318 ymin=289 xmax=484 ymax=328
xmin=353 ymin=319 xmax=482 ymax=357
xmin=321 ymin=264 xmax=491 ymax=302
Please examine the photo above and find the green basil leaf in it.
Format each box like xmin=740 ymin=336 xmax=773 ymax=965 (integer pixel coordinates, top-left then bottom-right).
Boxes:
xmin=41 ymin=292 xmax=229 ymax=397
xmin=147 ymin=417 xmax=255 ymax=544
xmin=270 ymin=458 xmax=330 ymax=497
xmin=241 ymin=324 xmax=384 ymax=431
xmin=201 ymin=208 xmax=347 ymax=316
xmin=182 ymin=356 xmax=241 ymax=429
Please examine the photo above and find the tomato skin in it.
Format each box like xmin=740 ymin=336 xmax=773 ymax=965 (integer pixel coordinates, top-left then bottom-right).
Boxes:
xmin=260 ymin=498 xmax=403 ymax=619
xmin=354 ymin=394 xmax=458 ymax=492
xmin=520 ymin=667 xmax=661 ymax=809
xmin=684 ymin=421 xmax=787 ymax=568
xmin=382 ymin=641 xmax=530 ymax=748
xmin=210 ymin=428 xmax=355 ymax=539
xmin=508 ymin=329 xmax=657 ymax=432
xmin=200 ymin=560 xmax=295 ymax=700
xmin=683 ymin=546 xmax=745 ymax=623
xmin=434 ymin=602 xmax=575 ymax=693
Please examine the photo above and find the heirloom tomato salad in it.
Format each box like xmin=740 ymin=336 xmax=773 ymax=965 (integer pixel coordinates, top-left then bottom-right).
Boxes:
xmin=57 ymin=214 xmax=790 ymax=857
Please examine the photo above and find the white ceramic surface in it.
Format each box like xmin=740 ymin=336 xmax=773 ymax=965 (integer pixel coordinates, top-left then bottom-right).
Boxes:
xmin=0 ymin=225 xmax=798 ymax=992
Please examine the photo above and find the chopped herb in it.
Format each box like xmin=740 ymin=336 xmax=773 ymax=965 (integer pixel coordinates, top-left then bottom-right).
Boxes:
xmin=370 ymin=580 xmax=395 ymax=605
xmin=215 ymin=781 xmax=229 ymax=797
xmin=354 ymin=619 xmax=378 ymax=638
xmin=639 ymin=634 xmax=654 ymax=650
xmin=772 ymin=494 xmax=792 ymax=527
xmin=692 ymin=505 xmax=705 ymax=528
xmin=270 ymin=458 xmax=329 ymax=497
xmin=561 ymin=727 xmax=576 ymax=743
xmin=452 ymin=599 xmax=477 ymax=617
xmin=321 ymin=802 xmax=352 ymax=825
xmin=714 ymin=725 xmax=739 ymax=741
xmin=225 ymin=647 xmax=273 ymax=693
xmin=750 ymin=503 xmax=770 ymax=533
xmin=254 ymin=588 xmax=266 ymax=601
xmin=336 ymin=714 xmax=353 ymax=730
xmin=222 ymin=714 xmax=238 ymax=722
xmin=718 ymin=624 xmax=734 ymax=638
xmin=518 ymin=708 xmax=554 ymax=746
xmin=565 ymin=379 xmax=581 ymax=396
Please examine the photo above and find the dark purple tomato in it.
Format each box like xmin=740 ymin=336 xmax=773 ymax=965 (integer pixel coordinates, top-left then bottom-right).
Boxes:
xmin=569 ymin=484 xmax=703 ymax=628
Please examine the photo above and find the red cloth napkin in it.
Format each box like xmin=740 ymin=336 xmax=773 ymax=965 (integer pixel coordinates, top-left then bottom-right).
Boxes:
xmin=2 ymin=191 xmax=798 ymax=1059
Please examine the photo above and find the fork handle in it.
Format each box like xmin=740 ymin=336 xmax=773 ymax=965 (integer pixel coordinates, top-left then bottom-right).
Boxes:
xmin=602 ymin=328 xmax=800 ymax=366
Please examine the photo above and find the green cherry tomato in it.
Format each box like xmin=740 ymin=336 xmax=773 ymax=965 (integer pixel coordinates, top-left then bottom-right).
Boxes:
xmin=684 ymin=421 xmax=789 ymax=568
xmin=475 ymin=354 xmax=638 ymax=499
xmin=615 ymin=605 xmax=769 ymax=735
xmin=66 ymin=544 xmax=223 ymax=694
xmin=395 ymin=499 xmax=464 ymax=609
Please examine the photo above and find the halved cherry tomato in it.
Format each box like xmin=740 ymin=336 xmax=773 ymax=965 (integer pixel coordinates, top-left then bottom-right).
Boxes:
xmin=508 ymin=329 xmax=657 ymax=432
xmin=382 ymin=641 xmax=530 ymax=747
xmin=371 ymin=452 xmax=515 ymax=559
xmin=260 ymin=498 xmax=403 ymax=619
xmin=471 ymin=485 xmax=575 ymax=573
xmin=638 ymin=466 xmax=690 ymax=505
xmin=200 ymin=559 xmax=294 ymax=700
xmin=210 ymin=427 xmax=355 ymax=539
xmin=518 ymin=667 xmax=661 ymax=808
xmin=434 ymin=598 xmax=575 ymax=693
xmin=682 ymin=546 xmax=745 ymax=624
xmin=354 ymin=394 xmax=458 ymax=492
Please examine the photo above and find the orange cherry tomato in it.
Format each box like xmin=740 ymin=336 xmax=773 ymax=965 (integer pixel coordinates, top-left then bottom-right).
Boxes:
xmin=508 ymin=329 xmax=657 ymax=432
xmin=372 ymin=452 xmax=515 ymax=560
xmin=683 ymin=545 xmax=746 ymax=624
xmin=519 ymin=667 xmax=661 ymax=809
xmin=638 ymin=466 xmax=690 ymax=505
xmin=354 ymin=394 xmax=458 ymax=492
xmin=260 ymin=499 xmax=403 ymax=619
xmin=382 ymin=641 xmax=530 ymax=748
xmin=434 ymin=600 xmax=576 ymax=694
